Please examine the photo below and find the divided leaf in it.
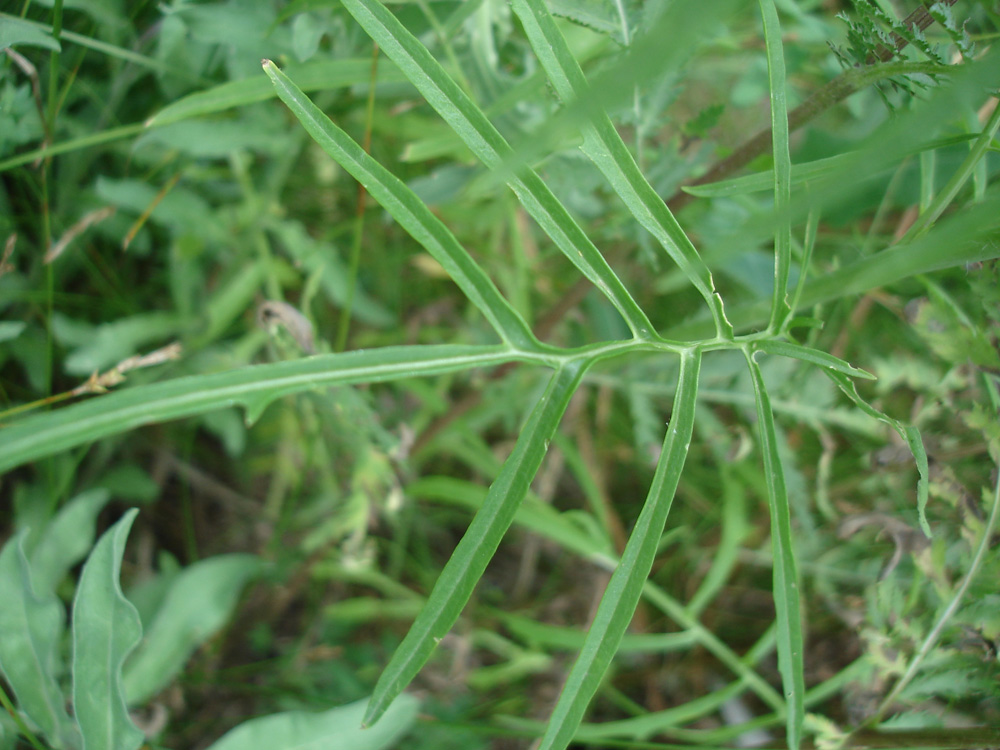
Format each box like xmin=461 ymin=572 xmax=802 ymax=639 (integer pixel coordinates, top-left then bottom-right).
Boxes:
xmin=509 ymin=0 xmax=733 ymax=338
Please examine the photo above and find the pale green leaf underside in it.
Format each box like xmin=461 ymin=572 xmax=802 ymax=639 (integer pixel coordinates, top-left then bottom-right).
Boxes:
xmin=72 ymin=509 xmax=145 ymax=750
xmin=205 ymin=694 xmax=419 ymax=750
xmin=123 ymin=554 xmax=263 ymax=706
xmin=758 ymin=0 xmax=792 ymax=331
xmin=29 ymin=489 xmax=112 ymax=597
xmin=0 ymin=532 xmax=78 ymax=749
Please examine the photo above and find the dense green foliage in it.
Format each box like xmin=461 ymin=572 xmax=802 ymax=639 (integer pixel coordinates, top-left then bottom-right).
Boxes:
xmin=1 ymin=1 xmax=998 ymax=749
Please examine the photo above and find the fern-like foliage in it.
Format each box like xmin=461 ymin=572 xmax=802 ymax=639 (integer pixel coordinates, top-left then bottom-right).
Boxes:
xmin=830 ymin=0 xmax=970 ymax=107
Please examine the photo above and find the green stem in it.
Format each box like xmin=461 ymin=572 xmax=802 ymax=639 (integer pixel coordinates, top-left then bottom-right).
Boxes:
xmin=667 ymin=61 xmax=949 ymax=212
xmin=335 ymin=42 xmax=380 ymax=352
xmin=0 ymin=683 xmax=48 ymax=750
xmin=900 ymin=96 xmax=1000 ymax=242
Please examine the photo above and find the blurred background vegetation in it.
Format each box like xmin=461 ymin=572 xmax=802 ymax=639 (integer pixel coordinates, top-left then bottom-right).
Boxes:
xmin=1 ymin=0 xmax=998 ymax=748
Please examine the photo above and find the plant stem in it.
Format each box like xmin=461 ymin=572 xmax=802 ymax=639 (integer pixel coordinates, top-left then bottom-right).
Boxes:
xmin=335 ymin=42 xmax=380 ymax=352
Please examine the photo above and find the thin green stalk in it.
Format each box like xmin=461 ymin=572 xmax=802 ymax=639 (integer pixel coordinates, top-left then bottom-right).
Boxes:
xmin=787 ymin=207 xmax=818 ymax=318
xmin=874 ymin=413 xmax=1000 ymax=719
xmin=0 ymin=683 xmax=47 ymax=750
xmin=900 ymin=96 xmax=1000 ymax=242
xmin=640 ymin=581 xmax=786 ymax=713
xmin=0 ymin=12 xmax=205 ymax=80
xmin=0 ymin=122 xmax=146 ymax=173
xmin=336 ymin=43 xmax=380 ymax=352
xmin=759 ymin=0 xmax=792 ymax=332
xmin=46 ymin=1 xmax=64 ymax=128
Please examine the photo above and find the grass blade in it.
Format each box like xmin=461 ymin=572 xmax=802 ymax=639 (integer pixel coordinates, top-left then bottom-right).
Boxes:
xmin=71 ymin=509 xmax=145 ymax=750
xmin=339 ymin=0 xmax=654 ymax=340
xmin=364 ymin=361 xmax=588 ymax=726
xmin=537 ymin=348 xmax=702 ymax=750
xmin=0 ymin=345 xmax=527 ymax=474
xmin=262 ymin=60 xmax=536 ymax=350
xmin=147 ymin=58 xmax=405 ymax=127
xmin=744 ymin=349 xmax=804 ymax=750
xmin=758 ymin=0 xmax=792 ymax=331
xmin=509 ymin=0 xmax=732 ymax=339
xmin=900 ymin=98 xmax=1000 ymax=242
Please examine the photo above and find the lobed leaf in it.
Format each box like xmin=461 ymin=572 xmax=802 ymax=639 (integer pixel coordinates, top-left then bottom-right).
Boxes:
xmin=71 ymin=509 xmax=145 ymax=750
xmin=364 ymin=361 xmax=588 ymax=726
xmin=537 ymin=348 xmax=702 ymax=750
xmin=745 ymin=350 xmax=805 ymax=750
xmin=263 ymin=59 xmax=537 ymax=350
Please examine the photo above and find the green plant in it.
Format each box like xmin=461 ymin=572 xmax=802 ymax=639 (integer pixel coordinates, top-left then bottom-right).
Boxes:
xmin=2 ymin=0 xmax=998 ymax=748
xmin=0 ymin=499 xmax=419 ymax=750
